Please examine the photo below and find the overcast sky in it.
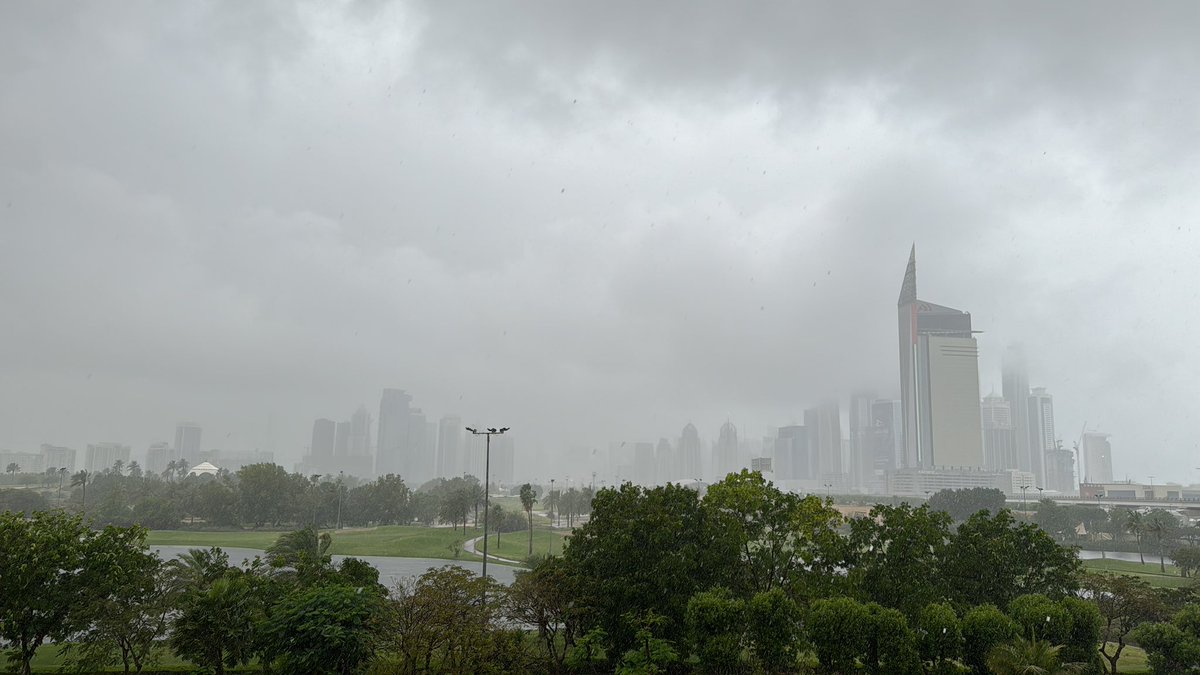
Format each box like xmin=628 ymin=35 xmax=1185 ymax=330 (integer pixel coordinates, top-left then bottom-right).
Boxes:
xmin=3 ymin=1 xmax=1199 ymax=483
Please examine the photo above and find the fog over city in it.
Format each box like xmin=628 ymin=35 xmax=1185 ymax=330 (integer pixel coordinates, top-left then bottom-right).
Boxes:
xmin=3 ymin=2 xmax=1199 ymax=483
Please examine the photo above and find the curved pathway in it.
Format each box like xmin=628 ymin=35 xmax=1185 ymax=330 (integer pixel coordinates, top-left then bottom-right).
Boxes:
xmin=463 ymin=535 xmax=525 ymax=566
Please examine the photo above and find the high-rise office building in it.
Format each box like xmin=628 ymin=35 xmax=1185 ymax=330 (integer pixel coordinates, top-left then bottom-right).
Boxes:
xmin=634 ymin=442 xmax=655 ymax=485
xmin=334 ymin=421 xmax=350 ymax=456
xmin=1001 ymin=347 xmax=1035 ymax=478
xmin=311 ymin=418 xmax=336 ymax=458
xmin=405 ymin=408 xmax=435 ymax=487
xmin=1045 ymin=442 xmax=1076 ymax=494
xmin=678 ymin=423 xmax=703 ymax=480
xmin=981 ymin=394 xmax=1018 ymax=471
xmin=174 ymin=422 xmax=202 ymax=462
xmin=1081 ymin=432 xmax=1113 ymax=484
xmin=376 ymin=389 xmax=413 ymax=477
xmin=1027 ymin=387 xmax=1055 ymax=485
xmin=86 ymin=442 xmax=131 ymax=473
xmin=655 ymin=438 xmax=675 ymax=485
xmin=774 ymin=425 xmax=811 ymax=480
xmin=437 ymin=414 xmax=463 ymax=478
xmin=870 ymin=399 xmax=903 ymax=473
xmin=805 ymin=402 xmax=843 ymax=481
xmin=40 ymin=444 xmax=77 ymax=473
xmin=145 ymin=442 xmax=170 ymax=475
xmin=848 ymin=392 xmax=876 ymax=490
xmin=711 ymin=422 xmax=739 ymax=482
xmin=349 ymin=405 xmax=372 ymax=456
xmin=897 ymin=247 xmax=984 ymax=469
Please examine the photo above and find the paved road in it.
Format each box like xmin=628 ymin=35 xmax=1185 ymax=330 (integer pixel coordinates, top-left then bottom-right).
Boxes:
xmin=150 ymin=545 xmax=521 ymax=585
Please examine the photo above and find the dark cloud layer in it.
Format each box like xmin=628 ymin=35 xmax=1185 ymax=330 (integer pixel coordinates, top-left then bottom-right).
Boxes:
xmin=3 ymin=1 xmax=1199 ymax=482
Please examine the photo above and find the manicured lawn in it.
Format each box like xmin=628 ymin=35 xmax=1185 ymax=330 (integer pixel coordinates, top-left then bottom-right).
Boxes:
xmin=478 ymin=527 xmax=571 ymax=561
xmin=146 ymin=526 xmax=484 ymax=561
xmin=1083 ymin=558 xmax=1196 ymax=589
xmin=1112 ymin=643 xmax=1150 ymax=674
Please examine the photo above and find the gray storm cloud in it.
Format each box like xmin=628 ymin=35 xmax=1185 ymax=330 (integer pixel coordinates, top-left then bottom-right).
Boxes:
xmin=2 ymin=1 xmax=1198 ymax=481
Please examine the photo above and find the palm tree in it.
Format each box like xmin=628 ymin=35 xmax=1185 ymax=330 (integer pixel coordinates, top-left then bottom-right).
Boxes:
xmin=491 ymin=504 xmax=505 ymax=547
xmin=987 ymin=638 xmax=1084 ymax=675
xmin=546 ymin=489 xmax=562 ymax=527
xmin=469 ymin=481 xmax=486 ymax=529
xmin=71 ymin=470 xmax=91 ymax=516
xmin=5 ymin=462 xmax=19 ymax=482
xmin=128 ymin=460 xmax=143 ymax=479
xmin=1126 ymin=510 xmax=1146 ymax=565
xmin=1145 ymin=511 xmax=1176 ymax=573
xmin=111 ymin=459 xmax=125 ymax=475
xmin=519 ymin=483 xmax=537 ymax=556
xmin=265 ymin=526 xmax=333 ymax=580
xmin=163 ymin=459 xmax=178 ymax=482
xmin=57 ymin=467 xmax=68 ymax=497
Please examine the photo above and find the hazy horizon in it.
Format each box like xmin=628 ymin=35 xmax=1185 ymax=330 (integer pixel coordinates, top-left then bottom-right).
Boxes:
xmin=4 ymin=2 xmax=1200 ymax=484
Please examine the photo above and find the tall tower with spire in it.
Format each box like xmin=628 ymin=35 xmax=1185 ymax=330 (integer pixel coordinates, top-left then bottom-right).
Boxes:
xmin=897 ymin=246 xmax=984 ymax=469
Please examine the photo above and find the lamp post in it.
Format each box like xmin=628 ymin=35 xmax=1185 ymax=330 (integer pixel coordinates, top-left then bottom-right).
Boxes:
xmin=1036 ymin=486 xmax=1044 ymax=505
xmin=466 ymin=426 xmax=509 ymax=602
xmin=1020 ymin=484 xmax=1030 ymax=514
xmin=336 ymin=471 xmax=344 ymax=530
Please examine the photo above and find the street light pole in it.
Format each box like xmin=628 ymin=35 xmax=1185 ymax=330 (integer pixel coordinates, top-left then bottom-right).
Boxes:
xmin=466 ymin=426 xmax=509 ymax=604
xmin=1020 ymin=484 xmax=1030 ymax=514
xmin=336 ymin=471 xmax=344 ymax=531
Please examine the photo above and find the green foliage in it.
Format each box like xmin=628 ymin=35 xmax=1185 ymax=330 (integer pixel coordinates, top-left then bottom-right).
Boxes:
xmin=1060 ymin=596 xmax=1104 ymax=671
xmin=0 ymin=488 xmax=48 ymax=515
xmin=564 ymin=482 xmax=741 ymax=652
xmin=845 ymin=503 xmax=951 ymax=618
xmin=926 ymin=487 xmax=1006 ymax=521
xmin=1132 ymin=603 xmax=1200 ymax=674
xmin=1009 ymin=594 xmax=1073 ymax=645
xmin=942 ymin=509 xmax=1081 ymax=609
xmin=618 ymin=610 xmax=679 ymax=675
xmin=507 ymin=556 xmax=578 ymax=671
xmin=987 ymin=637 xmax=1084 ymax=675
xmin=684 ymin=587 xmax=745 ymax=672
xmin=705 ymin=470 xmax=845 ymax=601
xmin=258 ymin=583 xmax=382 ymax=674
xmin=746 ymin=588 xmax=802 ymax=673
xmin=237 ymin=463 xmax=294 ymax=527
xmin=917 ymin=602 xmax=963 ymax=667
xmin=1175 ymin=546 xmax=1200 ymax=578
xmin=961 ymin=604 xmax=1019 ymax=674
xmin=807 ymin=596 xmax=870 ymax=673
xmin=1084 ymin=573 xmax=1167 ymax=674
xmin=565 ymin=627 xmax=610 ymax=673
xmin=864 ymin=602 xmax=921 ymax=675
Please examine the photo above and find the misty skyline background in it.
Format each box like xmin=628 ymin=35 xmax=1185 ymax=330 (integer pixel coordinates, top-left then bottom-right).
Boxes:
xmin=3 ymin=2 xmax=1199 ymax=483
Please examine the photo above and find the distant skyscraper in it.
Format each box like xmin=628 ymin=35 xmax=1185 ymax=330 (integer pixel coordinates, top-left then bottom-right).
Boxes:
xmin=1045 ymin=442 xmax=1076 ymax=494
xmin=334 ymin=421 xmax=350 ymax=456
xmin=981 ymin=394 xmax=1018 ymax=471
xmin=349 ymin=405 xmax=372 ymax=456
xmin=405 ymin=408 xmax=435 ymax=487
xmin=774 ymin=425 xmax=811 ymax=480
xmin=376 ymin=389 xmax=413 ymax=477
xmin=634 ymin=442 xmax=655 ymax=485
xmin=711 ymin=423 xmax=739 ymax=482
xmin=311 ymin=418 xmax=336 ymax=457
xmin=86 ymin=442 xmax=131 ymax=473
xmin=145 ymin=442 xmax=169 ymax=475
xmin=437 ymin=414 xmax=463 ymax=478
xmin=174 ymin=422 xmax=202 ymax=462
xmin=897 ymin=247 xmax=984 ymax=469
xmin=655 ymin=438 xmax=674 ymax=484
xmin=870 ymin=399 xmax=903 ymax=472
xmin=1027 ymin=387 xmax=1055 ymax=485
xmin=1081 ymin=432 xmax=1113 ymax=483
xmin=848 ymin=392 xmax=876 ymax=490
xmin=41 ymin=444 xmax=77 ymax=473
xmin=1002 ymin=347 xmax=1035 ymax=477
xmin=805 ymin=402 xmax=843 ymax=480
xmin=678 ymin=423 xmax=703 ymax=479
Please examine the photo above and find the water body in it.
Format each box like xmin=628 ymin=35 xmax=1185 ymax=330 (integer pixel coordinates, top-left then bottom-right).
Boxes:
xmin=150 ymin=545 xmax=522 ymax=585
xmin=1078 ymin=550 xmax=1173 ymax=565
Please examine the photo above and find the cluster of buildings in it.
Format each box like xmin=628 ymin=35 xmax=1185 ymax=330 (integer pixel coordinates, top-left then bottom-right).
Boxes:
xmin=297 ymin=389 xmax=514 ymax=488
xmin=596 ymin=248 xmax=1119 ymax=498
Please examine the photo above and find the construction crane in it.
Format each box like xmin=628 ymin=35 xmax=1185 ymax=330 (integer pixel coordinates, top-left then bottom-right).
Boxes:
xmin=1071 ymin=422 xmax=1087 ymax=487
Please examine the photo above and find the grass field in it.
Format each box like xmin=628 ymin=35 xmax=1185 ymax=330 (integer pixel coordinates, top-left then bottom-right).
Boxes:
xmin=146 ymin=525 xmax=487 ymax=561
xmin=1111 ymin=643 xmax=1150 ymax=674
xmin=477 ymin=527 xmax=571 ymax=561
xmin=1083 ymin=558 xmax=1197 ymax=589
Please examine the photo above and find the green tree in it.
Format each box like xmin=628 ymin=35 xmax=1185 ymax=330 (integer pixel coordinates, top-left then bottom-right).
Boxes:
xmin=265 ymin=526 xmax=334 ymax=584
xmin=1084 ymin=574 xmax=1166 ymax=674
xmin=1174 ymin=546 xmax=1200 ymax=578
xmin=987 ymin=637 xmax=1085 ymax=675
xmin=0 ymin=488 xmax=48 ymax=515
xmin=236 ymin=463 xmax=293 ymax=527
xmin=1145 ymin=510 xmax=1179 ymax=573
xmin=617 ymin=610 xmax=679 ymax=675
xmin=1125 ymin=510 xmax=1147 ymax=565
xmin=1059 ymin=596 xmax=1104 ymax=672
xmin=258 ymin=583 xmax=382 ymax=674
xmin=0 ymin=511 xmax=141 ymax=675
xmin=845 ymin=503 xmax=951 ymax=618
xmin=170 ymin=571 xmax=263 ymax=675
xmin=1130 ymin=604 xmax=1200 ymax=674
xmin=71 ymin=469 xmax=90 ymax=516
xmin=507 ymin=556 xmax=578 ymax=671
xmin=961 ymin=604 xmax=1020 ymax=675
xmin=705 ymin=470 xmax=844 ymax=599
xmin=4 ymin=462 xmax=18 ymax=477
xmin=546 ymin=488 xmax=562 ymax=526
xmin=563 ymin=483 xmax=741 ymax=653
xmin=520 ymin=482 xmax=537 ymax=556
xmin=1009 ymin=594 xmax=1073 ymax=645
xmin=917 ymin=601 xmax=963 ymax=671
xmin=684 ymin=587 xmax=745 ymax=673
xmin=807 ymin=596 xmax=870 ymax=673
xmin=942 ymin=509 xmax=1081 ymax=608
xmin=745 ymin=588 xmax=801 ymax=673
xmin=863 ymin=602 xmax=921 ymax=675
xmin=926 ymin=486 xmax=1007 ymax=521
